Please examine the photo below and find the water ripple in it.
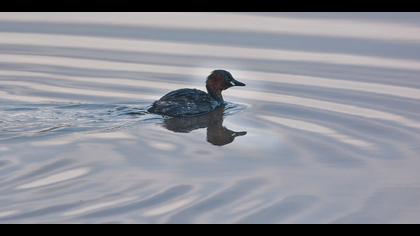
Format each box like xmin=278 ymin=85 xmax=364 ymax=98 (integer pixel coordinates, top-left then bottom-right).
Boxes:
xmin=236 ymin=195 xmax=317 ymax=224
xmin=78 ymin=185 xmax=194 ymax=219
xmin=259 ymin=115 xmax=373 ymax=148
xmin=1 ymin=34 xmax=420 ymax=70
xmin=0 ymin=13 xmax=419 ymax=41
xmin=17 ymin=168 xmax=90 ymax=190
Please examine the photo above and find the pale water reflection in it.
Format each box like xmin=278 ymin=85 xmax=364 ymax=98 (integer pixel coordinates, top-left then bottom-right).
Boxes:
xmin=1 ymin=13 xmax=420 ymax=224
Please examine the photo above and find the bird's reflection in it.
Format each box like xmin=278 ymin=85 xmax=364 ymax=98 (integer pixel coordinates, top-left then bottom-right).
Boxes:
xmin=161 ymin=106 xmax=247 ymax=146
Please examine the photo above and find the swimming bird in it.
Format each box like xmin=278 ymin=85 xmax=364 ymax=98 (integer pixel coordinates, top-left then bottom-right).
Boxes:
xmin=148 ymin=70 xmax=246 ymax=117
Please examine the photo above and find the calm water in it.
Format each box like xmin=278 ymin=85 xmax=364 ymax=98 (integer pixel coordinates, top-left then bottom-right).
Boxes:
xmin=1 ymin=13 xmax=420 ymax=224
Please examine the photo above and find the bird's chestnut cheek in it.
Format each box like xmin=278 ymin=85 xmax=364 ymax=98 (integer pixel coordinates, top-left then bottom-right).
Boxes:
xmin=207 ymin=77 xmax=226 ymax=92
xmin=221 ymin=83 xmax=229 ymax=91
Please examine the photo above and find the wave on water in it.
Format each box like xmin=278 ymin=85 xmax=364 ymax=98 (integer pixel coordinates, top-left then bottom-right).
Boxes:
xmin=0 ymin=101 xmax=248 ymax=142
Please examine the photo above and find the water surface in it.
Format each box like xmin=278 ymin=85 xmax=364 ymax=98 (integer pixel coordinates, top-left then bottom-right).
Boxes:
xmin=1 ymin=13 xmax=420 ymax=224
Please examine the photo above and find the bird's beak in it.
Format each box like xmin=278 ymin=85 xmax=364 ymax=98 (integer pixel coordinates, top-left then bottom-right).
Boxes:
xmin=231 ymin=79 xmax=246 ymax=87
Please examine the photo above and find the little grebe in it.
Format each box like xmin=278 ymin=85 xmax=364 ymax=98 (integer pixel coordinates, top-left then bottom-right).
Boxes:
xmin=148 ymin=70 xmax=245 ymax=117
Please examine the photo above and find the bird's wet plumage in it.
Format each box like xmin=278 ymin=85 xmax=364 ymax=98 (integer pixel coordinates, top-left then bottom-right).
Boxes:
xmin=148 ymin=88 xmax=220 ymax=117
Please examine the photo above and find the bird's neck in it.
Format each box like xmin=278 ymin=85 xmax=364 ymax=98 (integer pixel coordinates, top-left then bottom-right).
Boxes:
xmin=207 ymin=85 xmax=224 ymax=103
